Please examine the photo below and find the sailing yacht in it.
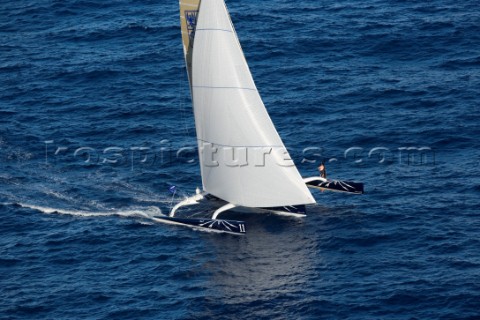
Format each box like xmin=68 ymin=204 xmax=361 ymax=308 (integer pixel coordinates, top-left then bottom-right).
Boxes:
xmin=155 ymin=0 xmax=363 ymax=234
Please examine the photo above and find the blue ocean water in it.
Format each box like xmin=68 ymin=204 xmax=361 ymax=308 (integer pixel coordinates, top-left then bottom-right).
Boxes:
xmin=1 ymin=0 xmax=480 ymax=318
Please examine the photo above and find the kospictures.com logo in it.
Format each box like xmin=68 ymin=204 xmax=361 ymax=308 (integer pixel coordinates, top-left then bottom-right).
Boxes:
xmin=43 ymin=140 xmax=436 ymax=171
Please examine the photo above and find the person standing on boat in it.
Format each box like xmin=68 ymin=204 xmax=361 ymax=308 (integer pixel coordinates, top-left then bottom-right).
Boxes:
xmin=318 ymin=162 xmax=327 ymax=179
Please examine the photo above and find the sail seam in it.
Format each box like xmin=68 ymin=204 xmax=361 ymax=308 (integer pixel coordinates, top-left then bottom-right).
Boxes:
xmin=193 ymin=85 xmax=257 ymax=91
xmin=197 ymin=139 xmax=283 ymax=148
xmin=195 ymin=28 xmax=233 ymax=33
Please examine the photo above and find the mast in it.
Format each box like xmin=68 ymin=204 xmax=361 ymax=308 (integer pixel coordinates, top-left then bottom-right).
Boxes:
xmin=179 ymin=0 xmax=201 ymax=92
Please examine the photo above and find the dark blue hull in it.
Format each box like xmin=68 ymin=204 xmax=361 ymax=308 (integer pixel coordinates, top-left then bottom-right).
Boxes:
xmin=154 ymin=216 xmax=246 ymax=234
xmin=260 ymin=205 xmax=307 ymax=215
xmin=306 ymin=179 xmax=364 ymax=194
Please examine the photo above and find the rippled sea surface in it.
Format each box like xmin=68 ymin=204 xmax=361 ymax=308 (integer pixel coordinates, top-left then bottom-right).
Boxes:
xmin=1 ymin=0 xmax=480 ymax=319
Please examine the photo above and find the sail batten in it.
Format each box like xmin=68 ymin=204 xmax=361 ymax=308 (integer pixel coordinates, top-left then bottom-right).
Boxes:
xmin=196 ymin=28 xmax=233 ymax=32
xmin=192 ymin=85 xmax=257 ymax=91
xmin=197 ymin=138 xmax=284 ymax=149
xmin=183 ymin=0 xmax=315 ymax=207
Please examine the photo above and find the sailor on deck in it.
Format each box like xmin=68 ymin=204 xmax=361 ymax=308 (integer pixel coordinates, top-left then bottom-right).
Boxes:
xmin=318 ymin=162 xmax=327 ymax=179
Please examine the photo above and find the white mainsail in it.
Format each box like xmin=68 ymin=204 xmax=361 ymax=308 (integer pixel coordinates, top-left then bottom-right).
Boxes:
xmin=183 ymin=0 xmax=315 ymax=207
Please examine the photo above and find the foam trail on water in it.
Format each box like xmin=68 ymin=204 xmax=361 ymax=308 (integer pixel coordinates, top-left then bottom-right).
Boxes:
xmin=43 ymin=190 xmax=79 ymax=203
xmin=17 ymin=203 xmax=162 ymax=219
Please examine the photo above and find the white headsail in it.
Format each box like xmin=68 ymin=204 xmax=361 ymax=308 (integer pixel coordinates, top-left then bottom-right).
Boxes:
xmin=183 ymin=0 xmax=315 ymax=207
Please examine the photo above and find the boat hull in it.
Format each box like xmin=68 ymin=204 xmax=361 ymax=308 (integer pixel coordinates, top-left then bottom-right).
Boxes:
xmin=306 ymin=179 xmax=364 ymax=194
xmin=154 ymin=216 xmax=246 ymax=235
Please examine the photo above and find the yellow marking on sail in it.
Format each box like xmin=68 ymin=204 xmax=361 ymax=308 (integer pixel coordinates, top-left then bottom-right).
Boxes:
xmin=179 ymin=0 xmax=201 ymax=91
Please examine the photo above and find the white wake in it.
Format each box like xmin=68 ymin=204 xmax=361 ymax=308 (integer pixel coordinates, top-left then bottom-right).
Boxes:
xmin=16 ymin=202 xmax=163 ymax=220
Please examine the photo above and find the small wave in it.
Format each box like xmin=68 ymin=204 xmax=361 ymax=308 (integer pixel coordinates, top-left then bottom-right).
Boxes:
xmin=0 ymin=62 xmax=32 ymax=72
xmin=0 ymin=258 xmax=21 ymax=266
xmin=438 ymin=56 xmax=480 ymax=70
xmin=0 ymin=110 xmax=17 ymax=116
xmin=43 ymin=190 xmax=78 ymax=203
